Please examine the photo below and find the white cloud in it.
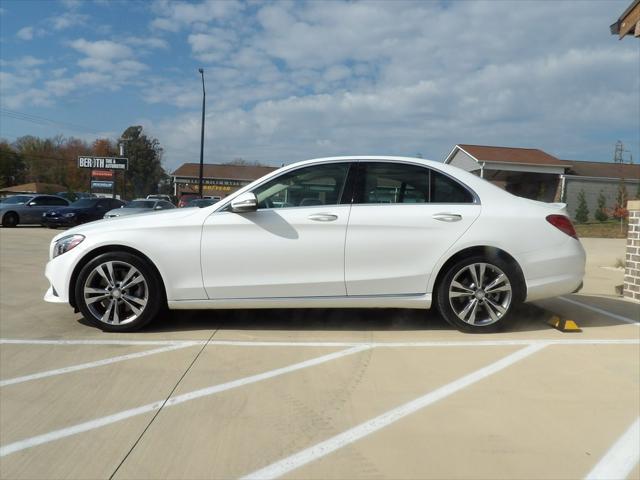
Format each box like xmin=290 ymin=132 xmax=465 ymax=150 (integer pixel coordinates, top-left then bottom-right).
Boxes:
xmin=150 ymin=0 xmax=243 ymax=31
xmin=16 ymin=26 xmax=34 ymax=40
xmin=123 ymin=36 xmax=169 ymax=50
xmin=69 ymin=38 xmax=133 ymax=60
xmin=51 ymin=12 xmax=88 ymax=30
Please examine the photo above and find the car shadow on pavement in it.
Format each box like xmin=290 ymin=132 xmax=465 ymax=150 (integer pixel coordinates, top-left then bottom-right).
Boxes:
xmin=129 ymin=302 xmax=558 ymax=334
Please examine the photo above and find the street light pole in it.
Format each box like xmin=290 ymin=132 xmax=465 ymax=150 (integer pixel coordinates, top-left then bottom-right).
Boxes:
xmin=198 ymin=68 xmax=206 ymax=198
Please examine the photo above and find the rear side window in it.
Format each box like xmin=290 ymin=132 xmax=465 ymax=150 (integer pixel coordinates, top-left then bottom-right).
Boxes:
xmin=353 ymin=162 xmax=474 ymax=204
xmin=430 ymin=170 xmax=474 ymax=203
xmin=355 ymin=163 xmax=429 ymax=204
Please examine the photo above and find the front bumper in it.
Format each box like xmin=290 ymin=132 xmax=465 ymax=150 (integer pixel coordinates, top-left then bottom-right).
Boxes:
xmin=41 ymin=216 xmax=78 ymax=227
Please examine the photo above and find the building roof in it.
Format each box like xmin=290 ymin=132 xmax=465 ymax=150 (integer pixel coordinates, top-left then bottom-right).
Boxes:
xmin=564 ymin=160 xmax=640 ymax=180
xmin=452 ymin=144 xmax=568 ymax=167
xmin=0 ymin=182 xmax=67 ymax=194
xmin=172 ymin=163 xmax=278 ymax=180
xmin=610 ymin=0 xmax=640 ymax=38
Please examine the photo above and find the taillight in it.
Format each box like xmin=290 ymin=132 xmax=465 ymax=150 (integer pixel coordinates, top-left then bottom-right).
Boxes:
xmin=546 ymin=214 xmax=578 ymax=239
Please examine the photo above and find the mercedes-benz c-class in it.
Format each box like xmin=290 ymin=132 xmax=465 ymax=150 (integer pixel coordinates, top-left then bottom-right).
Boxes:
xmin=44 ymin=156 xmax=585 ymax=332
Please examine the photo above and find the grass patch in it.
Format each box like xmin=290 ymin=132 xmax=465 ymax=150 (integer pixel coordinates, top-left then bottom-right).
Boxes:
xmin=574 ymin=220 xmax=628 ymax=238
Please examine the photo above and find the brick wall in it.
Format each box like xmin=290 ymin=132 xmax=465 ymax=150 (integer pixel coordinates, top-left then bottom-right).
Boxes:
xmin=624 ymin=200 xmax=640 ymax=302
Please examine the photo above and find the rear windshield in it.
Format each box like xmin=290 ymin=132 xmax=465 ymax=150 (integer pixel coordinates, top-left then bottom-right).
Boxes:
xmin=126 ymin=200 xmax=155 ymax=209
xmin=70 ymin=199 xmax=97 ymax=208
xmin=1 ymin=195 xmax=32 ymax=204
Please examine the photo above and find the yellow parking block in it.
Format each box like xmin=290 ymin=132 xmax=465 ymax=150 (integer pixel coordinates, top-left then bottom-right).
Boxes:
xmin=547 ymin=315 xmax=582 ymax=332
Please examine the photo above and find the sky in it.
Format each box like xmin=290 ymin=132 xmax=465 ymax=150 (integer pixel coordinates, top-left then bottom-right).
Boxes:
xmin=0 ymin=0 xmax=639 ymax=172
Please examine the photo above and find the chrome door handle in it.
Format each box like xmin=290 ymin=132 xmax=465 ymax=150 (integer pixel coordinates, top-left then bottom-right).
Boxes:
xmin=308 ymin=213 xmax=338 ymax=222
xmin=432 ymin=213 xmax=462 ymax=222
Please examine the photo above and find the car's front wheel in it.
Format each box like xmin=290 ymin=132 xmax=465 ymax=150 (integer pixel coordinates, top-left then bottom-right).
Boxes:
xmin=2 ymin=212 xmax=18 ymax=227
xmin=75 ymin=252 xmax=163 ymax=332
xmin=436 ymin=256 xmax=521 ymax=333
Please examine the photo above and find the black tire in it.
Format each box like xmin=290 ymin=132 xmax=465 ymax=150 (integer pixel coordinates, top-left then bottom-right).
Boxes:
xmin=435 ymin=255 xmax=523 ymax=333
xmin=2 ymin=212 xmax=18 ymax=228
xmin=75 ymin=251 xmax=164 ymax=332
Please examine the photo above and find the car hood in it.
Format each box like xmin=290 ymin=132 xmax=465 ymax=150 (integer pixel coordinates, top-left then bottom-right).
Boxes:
xmin=45 ymin=206 xmax=93 ymax=215
xmin=52 ymin=207 xmax=204 ymax=242
xmin=105 ymin=208 xmax=155 ymax=216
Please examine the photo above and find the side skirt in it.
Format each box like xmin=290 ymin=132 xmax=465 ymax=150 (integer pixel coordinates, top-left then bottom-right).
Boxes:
xmin=167 ymin=294 xmax=432 ymax=310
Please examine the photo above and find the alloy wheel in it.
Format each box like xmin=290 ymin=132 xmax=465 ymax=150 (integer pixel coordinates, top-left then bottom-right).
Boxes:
xmin=448 ymin=262 xmax=512 ymax=327
xmin=83 ymin=260 xmax=148 ymax=325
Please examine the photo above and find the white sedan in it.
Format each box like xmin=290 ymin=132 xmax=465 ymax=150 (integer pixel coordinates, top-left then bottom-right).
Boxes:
xmin=44 ymin=156 xmax=585 ymax=333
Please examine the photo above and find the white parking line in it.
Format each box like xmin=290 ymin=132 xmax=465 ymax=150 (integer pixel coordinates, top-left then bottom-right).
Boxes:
xmin=241 ymin=343 xmax=546 ymax=480
xmin=1 ymin=338 xmax=639 ymax=348
xmin=0 ymin=344 xmax=370 ymax=457
xmin=0 ymin=339 xmax=198 ymax=346
xmin=559 ymin=297 xmax=640 ymax=325
xmin=585 ymin=417 xmax=640 ymax=480
xmin=0 ymin=343 xmax=197 ymax=387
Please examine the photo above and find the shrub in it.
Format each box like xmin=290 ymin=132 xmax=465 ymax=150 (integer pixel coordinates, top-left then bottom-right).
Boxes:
xmin=574 ymin=190 xmax=589 ymax=224
xmin=594 ymin=191 xmax=608 ymax=222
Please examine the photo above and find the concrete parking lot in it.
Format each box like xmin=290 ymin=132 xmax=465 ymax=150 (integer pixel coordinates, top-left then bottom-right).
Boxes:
xmin=0 ymin=228 xmax=638 ymax=479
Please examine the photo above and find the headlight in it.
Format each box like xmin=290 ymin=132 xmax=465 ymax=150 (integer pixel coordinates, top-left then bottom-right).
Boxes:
xmin=63 ymin=212 xmax=76 ymax=218
xmin=53 ymin=234 xmax=84 ymax=258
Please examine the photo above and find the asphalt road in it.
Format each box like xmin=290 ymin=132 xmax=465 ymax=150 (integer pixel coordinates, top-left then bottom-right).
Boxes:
xmin=1 ymin=227 xmax=638 ymax=480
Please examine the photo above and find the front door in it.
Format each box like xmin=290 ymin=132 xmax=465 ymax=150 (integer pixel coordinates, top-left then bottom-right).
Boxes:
xmin=345 ymin=161 xmax=481 ymax=295
xmin=201 ymin=162 xmax=353 ymax=299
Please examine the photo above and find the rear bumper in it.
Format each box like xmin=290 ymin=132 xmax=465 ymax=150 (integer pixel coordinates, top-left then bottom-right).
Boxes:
xmin=521 ymin=238 xmax=586 ymax=302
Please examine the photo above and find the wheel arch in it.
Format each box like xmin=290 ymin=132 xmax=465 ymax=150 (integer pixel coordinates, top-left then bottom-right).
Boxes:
xmin=68 ymin=244 xmax=167 ymax=310
xmin=432 ymin=246 xmax=527 ymax=304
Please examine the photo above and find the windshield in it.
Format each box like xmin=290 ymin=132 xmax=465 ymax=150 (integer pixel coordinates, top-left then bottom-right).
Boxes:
xmin=126 ymin=200 xmax=155 ymax=209
xmin=70 ymin=199 xmax=97 ymax=208
xmin=1 ymin=195 xmax=33 ymax=205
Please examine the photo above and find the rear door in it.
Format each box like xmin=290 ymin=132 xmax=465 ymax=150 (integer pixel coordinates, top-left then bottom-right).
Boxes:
xmin=344 ymin=161 xmax=481 ymax=295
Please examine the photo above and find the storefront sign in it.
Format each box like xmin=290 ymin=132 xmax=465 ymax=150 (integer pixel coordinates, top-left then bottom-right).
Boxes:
xmin=91 ymin=180 xmax=114 ymax=189
xmin=78 ymin=156 xmax=128 ymax=170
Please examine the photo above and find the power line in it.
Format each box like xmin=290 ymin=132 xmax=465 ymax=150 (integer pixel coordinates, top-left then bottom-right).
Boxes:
xmin=0 ymin=108 xmax=101 ymax=135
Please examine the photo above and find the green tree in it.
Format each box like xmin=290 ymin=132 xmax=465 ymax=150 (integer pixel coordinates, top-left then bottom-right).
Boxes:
xmin=574 ymin=189 xmax=589 ymax=224
xmin=120 ymin=126 xmax=166 ymax=198
xmin=0 ymin=141 xmax=26 ymax=187
xmin=594 ymin=191 xmax=608 ymax=222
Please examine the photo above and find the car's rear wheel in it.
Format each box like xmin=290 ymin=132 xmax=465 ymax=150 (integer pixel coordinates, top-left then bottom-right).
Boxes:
xmin=436 ymin=256 xmax=521 ymax=333
xmin=2 ymin=212 xmax=18 ymax=227
xmin=75 ymin=252 xmax=163 ymax=332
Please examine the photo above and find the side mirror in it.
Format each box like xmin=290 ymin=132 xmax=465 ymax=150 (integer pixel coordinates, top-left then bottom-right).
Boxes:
xmin=155 ymin=206 xmax=163 ymax=210
xmin=230 ymin=192 xmax=258 ymax=213
xmin=27 ymin=201 xmax=36 ymax=207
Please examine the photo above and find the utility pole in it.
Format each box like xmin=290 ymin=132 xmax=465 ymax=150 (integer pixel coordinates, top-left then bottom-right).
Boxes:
xmin=198 ymin=68 xmax=206 ymax=198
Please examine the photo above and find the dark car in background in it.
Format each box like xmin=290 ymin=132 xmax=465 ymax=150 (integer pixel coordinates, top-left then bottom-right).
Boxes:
xmin=1 ymin=195 xmax=70 ymax=227
xmin=41 ymin=197 xmax=125 ymax=228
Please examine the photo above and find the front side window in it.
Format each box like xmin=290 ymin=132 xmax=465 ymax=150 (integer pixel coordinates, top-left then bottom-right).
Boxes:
xmin=252 ymin=163 xmax=350 ymax=209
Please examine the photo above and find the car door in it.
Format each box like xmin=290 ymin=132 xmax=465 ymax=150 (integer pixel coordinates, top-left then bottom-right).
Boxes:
xmin=344 ymin=161 xmax=481 ymax=296
xmin=23 ymin=196 xmax=56 ymax=223
xmin=93 ymin=199 xmax=111 ymax=220
xmin=201 ymin=162 xmax=353 ymax=299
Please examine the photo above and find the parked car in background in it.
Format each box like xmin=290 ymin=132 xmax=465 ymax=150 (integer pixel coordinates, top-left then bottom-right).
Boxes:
xmin=1 ymin=195 xmax=69 ymax=227
xmin=43 ymin=156 xmax=585 ymax=333
xmin=146 ymin=194 xmax=173 ymax=203
xmin=41 ymin=197 xmax=125 ymax=228
xmin=203 ymin=195 xmax=222 ymax=201
xmin=104 ymin=199 xmax=176 ymax=218
xmin=178 ymin=193 xmax=199 ymax=208
xmin=56 ymin=192 xmax=97 ymax=202
xmin=185 ymin=198 xmax=217 ymax=208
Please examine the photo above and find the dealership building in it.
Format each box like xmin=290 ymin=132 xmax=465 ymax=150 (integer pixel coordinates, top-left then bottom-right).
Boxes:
xmin=445 ymin=144 xmax=640 ymax=220
xmin=171 ymin=163 xmax=278 ymax=199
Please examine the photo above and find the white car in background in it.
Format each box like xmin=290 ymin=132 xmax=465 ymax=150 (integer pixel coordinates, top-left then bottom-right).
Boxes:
xmin=44 ymin=156 xmax=585 ymax=333
xmin=104 ymin=199 xmax=175 ymax=218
